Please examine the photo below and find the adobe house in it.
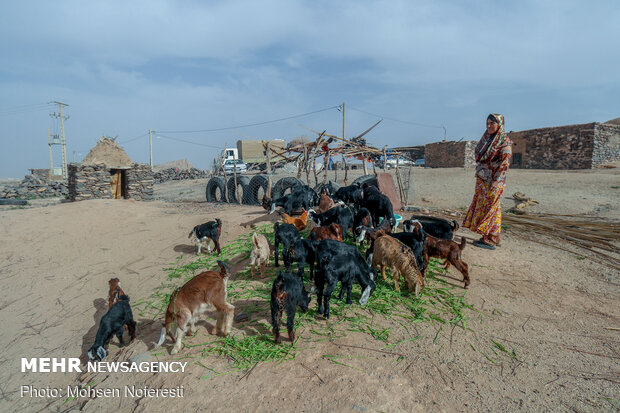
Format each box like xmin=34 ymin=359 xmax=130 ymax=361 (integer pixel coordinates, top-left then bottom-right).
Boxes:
xmin=68 ymin=137 xmax=154 ymax=201
xmin=423 ymin=119 xmax=620 ymax=169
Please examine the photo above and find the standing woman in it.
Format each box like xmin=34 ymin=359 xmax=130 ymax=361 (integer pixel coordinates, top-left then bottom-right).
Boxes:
xmin=463 ymin=114 xmax=512 ymax=250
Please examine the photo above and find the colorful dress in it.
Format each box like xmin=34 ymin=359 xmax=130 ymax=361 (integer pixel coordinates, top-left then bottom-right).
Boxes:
xmin=463 ymin=114 xmax=512 ymax=245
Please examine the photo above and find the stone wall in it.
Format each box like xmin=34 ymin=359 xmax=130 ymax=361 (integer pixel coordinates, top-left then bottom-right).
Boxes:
xmin=68 ymin=163 xmax=153 ymax=201
xmin=425 ymin=141 xmax=476 ymax=168
xmin=509 ymin=123 xmax=597 ymax=169
xmin=0 ymin=174 xmax=68 ymax=199
xmin=464 ymin=141 xmax=476 ymax=168
xmin=126 ymin=164 xmax=154 ymax=201
xmin=392 ymin=145 xmax=425 ymax=162
xmin=592 ymin=123 xmax=620 ymax=167
xmin=154 ymin=167 xmax=211 ymax=183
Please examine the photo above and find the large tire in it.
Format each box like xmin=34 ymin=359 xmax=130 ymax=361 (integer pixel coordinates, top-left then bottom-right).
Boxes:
xmin=227 ymin=176 xmax=250 ymax=204
xmin=246 ymin=174 xmax=270 ymax=205
xmin=352 ymin=174 xmax=378 ymax=188
xmin=272 ymin=177 xmax=305 ymax=200
xmin=206 ymin=177 xmax=226 ymax=202
xmin=314 ymin=181 xmax=340 ymax=196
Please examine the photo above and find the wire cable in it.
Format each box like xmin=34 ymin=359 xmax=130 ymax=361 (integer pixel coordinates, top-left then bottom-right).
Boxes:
xmin=156 ymin=105 xmax=340 ymax=134
xmin=154 ymin=133 xmax=225 ymax=149
xmin=348 ymin=106 xmax=444 ymax=129
xmin=118 ymin=132 xmax=149 ymax=145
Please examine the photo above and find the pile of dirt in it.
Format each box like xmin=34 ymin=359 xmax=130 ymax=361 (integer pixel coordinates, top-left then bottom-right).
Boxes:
xmin=153 ymin=159 xmax=195 ymax=172
xmin=81 ymin=137 xmax=133 ymax=168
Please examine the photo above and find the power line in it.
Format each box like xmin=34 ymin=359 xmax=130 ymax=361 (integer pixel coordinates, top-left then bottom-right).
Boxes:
xmin=348 ymin=106 xmax=444 ymax=129
xmin=118 ymin=132 xmax=149 ymax=145
xmin=155 ymin=105 xmax=340 ymax=134
xmin=0 ymin=102 xmax=54 ymax=117
xmin=154 ymin=133 xmax=224 ymax=149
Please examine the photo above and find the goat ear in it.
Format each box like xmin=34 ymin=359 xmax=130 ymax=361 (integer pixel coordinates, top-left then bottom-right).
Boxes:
xmin=97 ymin=347 xmax=107 ymax=361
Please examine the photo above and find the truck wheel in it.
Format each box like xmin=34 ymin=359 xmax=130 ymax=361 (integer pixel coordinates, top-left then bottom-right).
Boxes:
xmin=206 ymin=177 xmax=226 ymax=202
xmin=246 ymin=174 xmax=270 ymax=205
xmin=271 ymin=177 xmax=305 ymax=200
xmin=227 ymin=176 xmax=250 ymax=204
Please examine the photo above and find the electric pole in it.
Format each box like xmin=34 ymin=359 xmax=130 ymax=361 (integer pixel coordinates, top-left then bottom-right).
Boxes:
xmin=49 ymin=101 xmax=69 ymax=180
xmin=149 ymin=129 xmax=153 ymax=169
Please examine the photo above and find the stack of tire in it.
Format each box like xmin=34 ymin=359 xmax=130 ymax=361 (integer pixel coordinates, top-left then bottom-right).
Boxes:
xmin=205 ymin=175 xmax=342 ymax=206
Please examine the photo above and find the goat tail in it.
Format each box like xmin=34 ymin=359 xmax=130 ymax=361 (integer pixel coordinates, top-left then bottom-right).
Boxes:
xmin=217 ymin=260 xmax=229 ymax=276
xmin=252 ymin=232 xmax=259 ymax=247
xmin=459 ymin=237 xmax=467 ymax=250
xmin=188 ymin=229 xmax=194 ymax=239
xmin=156 ymin=326 xmax=166 ymax=347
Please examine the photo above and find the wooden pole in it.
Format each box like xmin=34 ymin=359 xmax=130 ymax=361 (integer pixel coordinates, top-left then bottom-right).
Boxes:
xmin=265 ymin=141 xmax=271 ymax=173
xmin=362 ymin=154 xmax=368 ymax=175
xmin=383 ymin=147 xmax=387 ymax=173
xmin=233 ymin=151 xmax=239 ymax=204
xmin=343 ymin=156 xmax=349 ymax=185
xmin=304 ymin=145 xmax=311 ymax=185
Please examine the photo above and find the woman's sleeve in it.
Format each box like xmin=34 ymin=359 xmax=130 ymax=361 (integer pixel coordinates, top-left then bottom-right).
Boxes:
xmin=493 ymin=145 xmax=512 ymax=182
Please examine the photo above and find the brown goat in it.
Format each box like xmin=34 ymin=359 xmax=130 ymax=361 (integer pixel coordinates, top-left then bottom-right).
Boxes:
xmin=371 ymin=234 xmax=424 ymax=295
xmin=157 ymin=261 xmax=235 ymax=354
xmin=316 ymin=190 xmax=337 ymax=213
xmin=107 ymin=278 xmax=126 ymax=310
xmin=425 ymin=235 xmax=470 ymax=288
xmin=310 ymin=223 xmax=343 ymax=242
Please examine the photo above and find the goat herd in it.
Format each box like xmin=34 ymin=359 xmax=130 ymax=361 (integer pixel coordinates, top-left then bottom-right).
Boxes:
xmin=88 ymin=180 xmax=470 ymax=361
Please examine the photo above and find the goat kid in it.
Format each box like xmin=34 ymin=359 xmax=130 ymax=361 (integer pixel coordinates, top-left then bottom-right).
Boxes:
xmin=273 ymin=222 xmax=300 ymax=269
xmin=403 ymin=217 xmax=459 ymax=240
xmin=315 ymin=240 xmax=377 ymax=318
xmin=308 ymin=205 xmax=354 ymax=235
xmin=371 ymin=235 xmax=424 ymax=296
xmin=250 ymin=232 xmax=270 ymax=277
xmin=157 ymin=261 xmax=234 ymax=355
xmin=270 ymin=272 xmax=312 ymax=343
xmin=88 ymin=295 xmax=136 ymax=361
xmin=288 ymin=237 xmax=316 ymax=280
xmin=107 ymin=278 xmax=126 ymax=310
xmin=189 ymin=218 xmax=222 ymax=255
xmin=426 ymin=235 xmax=470 ymax=288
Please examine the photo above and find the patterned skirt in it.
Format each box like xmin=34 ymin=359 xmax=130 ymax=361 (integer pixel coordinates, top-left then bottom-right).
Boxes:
xmin=462 ymin=178 xmax=505 ymax=244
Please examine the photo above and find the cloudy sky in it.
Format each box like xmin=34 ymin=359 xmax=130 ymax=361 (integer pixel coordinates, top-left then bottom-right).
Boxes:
xmin=1 ymin=0 xmax=618 ymax=177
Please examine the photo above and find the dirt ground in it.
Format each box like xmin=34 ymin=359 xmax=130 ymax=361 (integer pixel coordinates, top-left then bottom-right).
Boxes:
xmin=0 ymin=166 xmax=618 ymax=412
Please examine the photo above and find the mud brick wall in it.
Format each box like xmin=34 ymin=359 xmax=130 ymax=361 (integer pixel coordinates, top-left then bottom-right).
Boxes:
xmin=68 ymin=163 xmax=153 ymax=201
xmin=425 ymin=141 xmax=476 ymax=168
xmin=592 ymin=123 xmax=620 ymax=167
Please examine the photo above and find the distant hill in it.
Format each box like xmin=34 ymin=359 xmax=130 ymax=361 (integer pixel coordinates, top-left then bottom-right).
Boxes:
xmin=153 ymin=159 xmax=195 ymax=172
xmin=603 ymin=117 xmax=620 ymax=126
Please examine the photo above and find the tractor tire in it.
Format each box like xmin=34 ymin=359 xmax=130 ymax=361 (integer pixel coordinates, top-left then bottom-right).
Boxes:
xmin=206 ymin=176 xmax=226 ymax=202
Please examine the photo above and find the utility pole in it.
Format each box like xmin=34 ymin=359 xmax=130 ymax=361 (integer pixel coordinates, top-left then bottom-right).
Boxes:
xmin=49 ymin=101 xmax=69 ymax=180
xmin=149 ymin=129 xmax=153 ymax=170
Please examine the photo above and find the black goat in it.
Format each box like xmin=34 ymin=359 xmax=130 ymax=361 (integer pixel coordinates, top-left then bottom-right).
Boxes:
xmin=288 ymin=237 xmax=316 ymax=280
xmin=189 ymin=218 xmax=222 ymax=255
xmin=315 ymin=240 xmax=377 ymax=319
xmin=268 ymin=185 xmax=318 ymax=215
xmin=309 ymin=205 xmax=354 ymax=235
xmin=274 ymin=222 xmax=300 ymax=269
xmin=270 ymin=272 xmax=312 ymax=344
xmin=353 ymin=207 xmax=373 ymax=238
xmin=333 ymin=183 xmax=363 ymax=208
xmin=360 ymin=185 xmax=395 ymax=229
xmin=88 ymin=295 xmax=136 ymax=361
xmin=403 ymin=216 xmax=458 ymax=240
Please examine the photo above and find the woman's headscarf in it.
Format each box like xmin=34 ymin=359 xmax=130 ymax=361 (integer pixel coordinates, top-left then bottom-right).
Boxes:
xmin=475 ymin=113 xmax=511 ymax=163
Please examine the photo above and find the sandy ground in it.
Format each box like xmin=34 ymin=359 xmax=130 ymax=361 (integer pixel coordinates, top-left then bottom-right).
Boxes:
xmin=0 ymin=167 xmax=618 ymax=412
